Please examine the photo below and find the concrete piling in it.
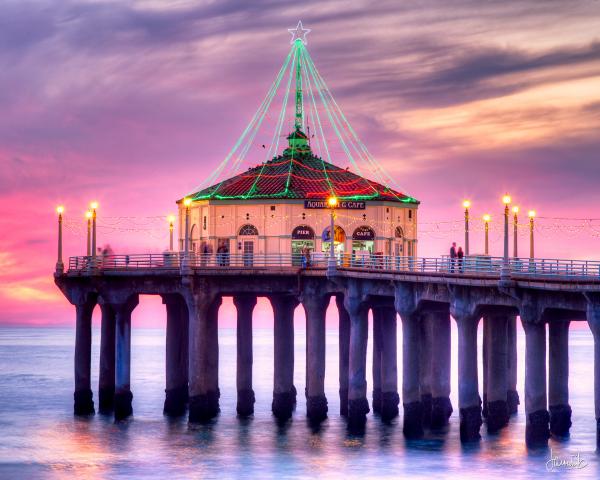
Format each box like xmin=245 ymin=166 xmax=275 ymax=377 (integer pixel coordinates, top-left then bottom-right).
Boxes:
xmin=548 ymin=319 xmax=572 ymax=437
xmin=98 ymin=302 xmax=116 ymax=414
xmin=302 ymin=291 xmax=329 ymax=423
xmin=162 ymin=294 xmax=189 ymax=417
xmin=113 ymin=295 xmax=139 ymax=420
xmin=486 ymin=315 xmax=509 ymax=433
xmin=345 ymin=295 xmax=370 ymax=430
xmin=74 ymin=296 xmax=96 ymax=416
xmin=337 ymin=295 xmax=350 ymax=417
xmin=233 ymin=295 xmax=257 ymax=417
xmin=429 ymin=311 xmax=453 ymax=428
xmin=521 ymin=316 xmax=550 ymax=446
xmin=270 ymin=295 xmax=298 ymax=421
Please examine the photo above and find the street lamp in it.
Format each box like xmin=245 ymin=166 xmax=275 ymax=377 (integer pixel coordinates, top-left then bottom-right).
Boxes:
xmin=56 ymin=206 xmax=64 ymax=274
xmin=183 ymin=198 xmax=192 ymax=255
xmin=327 ymin=195 xmax=338 ymax=277
xmin=501 ymin=194 xmax=511 ymax=281
xmin=483 ymin=214 xmax=490 ymax=255
xmin=168 ymin=215 xmax=175 ymax=251
xmin=528 ymin=210 xmax=536 ymax=259
xmin=463 ymin=200 xmax=471 ymax=256
xmin=512 ymin=206 xmax=519 ymax=258
xmin=90 ymin=201 xmax=98 ymax=262
xmin=85 ymin=211 xmax=92 ymax=256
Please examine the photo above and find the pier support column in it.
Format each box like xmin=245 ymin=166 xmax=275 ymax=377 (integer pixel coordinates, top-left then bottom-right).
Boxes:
xmin=486 ymin=315 xmax=509 ymax=433
xmin=378 ymin=305 xmax=399 ymax=422
xmin=233 ymin=295 xmax=257 ymax=417
xmin=344 ymin=294 xmax=370 ymax=430
xmin=270 ymin=294 xmax=298 ymax=421
xmin=506 ymin=315 xmax=520 ymax=414
xmin=74 ymin=294 xmax=97 ymax=416
xmin=371 ymin=308 xmax=383 ymax=415
xmin=336 ymin=296 xmax=350 ymax=416
xmin=482 ymin=317 xmax=489 ymax=418
xmin=586 ymin=297 xmax=600 ymax=449
xmin=187 ymin=290 xmax=221 ymax=423
xmin=162 ymin=294 xmax=189 ymax=417
xmin=429 ymin=311 xmax=453 ymax=428
xmin=302 ymin=291 xmax=329 ymax=423
xmin=399 ymin=311 xmax=423 ymax=437
xmin=419 ymin=314 xmax=433 ymax=427
xmin=98 ymin=302 xmax=116 ymax=414
xmin=548 ymin=319 xmax=571 ymax=438
xmin=521 ymin=312 xmax=550 ymax=446
xmin=452 ymin=310 xmax=482 ymax=442
xmin=114 ymin=295 xmax=139 ymax=420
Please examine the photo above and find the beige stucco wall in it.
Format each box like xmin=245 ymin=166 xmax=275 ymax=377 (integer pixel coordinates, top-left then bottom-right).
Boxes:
xmin=177 ymin=200 xmax=418 ymax=257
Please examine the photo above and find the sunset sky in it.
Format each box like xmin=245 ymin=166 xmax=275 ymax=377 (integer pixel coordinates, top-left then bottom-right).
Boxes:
xmin=1 ymin=0 xmax=600 ymax=325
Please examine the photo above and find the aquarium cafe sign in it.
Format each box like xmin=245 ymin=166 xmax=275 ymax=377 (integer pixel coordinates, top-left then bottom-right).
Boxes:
xmin=304 ymin=200 xmax=366 ymax=210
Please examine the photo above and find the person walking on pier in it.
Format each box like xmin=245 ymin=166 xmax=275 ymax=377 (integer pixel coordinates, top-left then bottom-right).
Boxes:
xmin=457 ymin=246 xmax=464 ymax=273
xmin=450 ymin=242 xmax=457 ymax=273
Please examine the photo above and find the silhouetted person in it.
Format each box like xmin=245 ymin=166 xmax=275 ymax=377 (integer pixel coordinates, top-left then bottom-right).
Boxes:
xmin=457 ymin=246 xmax=464 ymax=273
xmin=450 ymin=242 xmax=457 ymax=273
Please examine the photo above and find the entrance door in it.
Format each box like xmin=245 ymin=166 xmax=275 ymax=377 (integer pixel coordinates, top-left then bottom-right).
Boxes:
xmin=243 ymin=241 xmax=254 ymax=266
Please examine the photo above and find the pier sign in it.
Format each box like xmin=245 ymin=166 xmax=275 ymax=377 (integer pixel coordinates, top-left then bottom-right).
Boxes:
xmin=304 ymin=200 xmax=366 ymax=210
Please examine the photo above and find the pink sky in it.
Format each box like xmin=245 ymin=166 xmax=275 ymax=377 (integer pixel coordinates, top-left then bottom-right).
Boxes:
xmin=1 ymin=1 xmax=600 ymax=325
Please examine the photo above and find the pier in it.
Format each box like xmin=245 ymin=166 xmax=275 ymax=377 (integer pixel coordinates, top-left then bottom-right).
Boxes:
xmin=55 ymin=253 xmax=600 ymax=448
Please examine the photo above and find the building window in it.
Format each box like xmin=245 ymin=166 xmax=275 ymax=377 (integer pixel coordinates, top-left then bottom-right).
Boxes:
xmin=239 ymin=224 xmax=259 ymax=236
xmin=246 ymin=213 xmax=250 ymax=220
xmin=395 ymin=226 xmax=404 ymax=238
xmin=302 ymin=212 xmax=306 ymax=220
xmin=408 ymin=210 xmax=413 ymax=220
xmin=270 ymin=205 xmax=276 ymax=211
xmin=203 ymin=216 xmax=207 ymax=230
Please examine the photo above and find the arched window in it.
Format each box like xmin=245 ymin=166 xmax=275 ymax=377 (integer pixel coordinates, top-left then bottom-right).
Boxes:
xmin=239 ymin=224 xmax=259 ymax=236
xmin=395 ymin=226 xmax=404 ymax=239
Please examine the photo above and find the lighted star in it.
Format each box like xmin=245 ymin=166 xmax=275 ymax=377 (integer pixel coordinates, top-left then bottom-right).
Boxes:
xmin=288 ymin=21 xmax=311 ymax=45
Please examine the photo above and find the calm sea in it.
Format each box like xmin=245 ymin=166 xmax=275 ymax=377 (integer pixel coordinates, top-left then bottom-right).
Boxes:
xmin=0 ymin=324 xmax=597 ymax=479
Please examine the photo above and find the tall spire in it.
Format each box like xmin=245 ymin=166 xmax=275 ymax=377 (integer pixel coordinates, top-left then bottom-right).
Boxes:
xmin=294 ymin=41 xmax=303 ymax=131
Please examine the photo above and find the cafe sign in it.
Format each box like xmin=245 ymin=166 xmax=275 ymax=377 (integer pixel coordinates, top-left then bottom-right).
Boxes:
xmin=304 ymin=200 xmax=366 ymax=210
xmin=352 ymin=226 xmax=375 ymax=241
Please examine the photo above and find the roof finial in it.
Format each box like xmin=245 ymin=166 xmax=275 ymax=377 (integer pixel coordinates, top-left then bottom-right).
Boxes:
xmin=288 ymin=21 xmax=310 ymax=45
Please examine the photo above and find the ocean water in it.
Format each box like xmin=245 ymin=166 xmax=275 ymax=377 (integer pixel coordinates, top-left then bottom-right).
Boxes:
xmin=0 ymin=324 xmax=597 ymax=479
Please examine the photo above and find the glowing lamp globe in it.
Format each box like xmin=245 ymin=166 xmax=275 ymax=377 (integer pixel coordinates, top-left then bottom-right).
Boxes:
xmin=483 ymin=214 xmax=491 ymax=222
xmin=90 ymin=201 xmax=99 ymax=210
xmin=168 ymin=215 xmax=176 ymax=223
xmin=502 ymin=194 xmax=511 ymax=205
xmin=528 ymin=210 xmax=536 ymax=218
xmin=462 ymin=200 xmax=471 ymax=209
xmin=85 ymin=211 xmax=93 ymax=219
xmin=56 ymin=206 xmax=64 ymax=215
xmin=183 ymin=198 xmax=192 ymax=207
xmin=327 ymin=196 xmax=338 ymax=208
xmin=512 ymin=206 xmax=519 ymax=214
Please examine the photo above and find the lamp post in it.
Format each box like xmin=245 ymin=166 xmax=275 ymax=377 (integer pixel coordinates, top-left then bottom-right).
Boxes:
xmin=501 ymin=194 xmax=511 ymax=282
xmin=85 ymin=211 xmax=92 ymax=256
xmin=463 ymin=200 xmax=471 ymax=256
xmin=56 ymin=206 xmax=64 ymax=274
xmin=168 ymin=215 xmax=175 ymax=251
xmin=528 ymin=210 xmax=536 ymax=259
xmin=327 ymin=195 xmax=338 ymax=277
xmin=512 ymin=206 xmax=519 ymax=258
xmin=90 ymin=202 xmax=98 ymax=262
xmin=483 ymin=214 xmax=490 ymax=255
xmin=183 ymin=198 xmax=192 ymax=255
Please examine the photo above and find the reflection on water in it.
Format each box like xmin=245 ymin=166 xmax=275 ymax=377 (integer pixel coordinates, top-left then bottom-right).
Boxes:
xmin=0 ymin=326 xmax=598 ymax=479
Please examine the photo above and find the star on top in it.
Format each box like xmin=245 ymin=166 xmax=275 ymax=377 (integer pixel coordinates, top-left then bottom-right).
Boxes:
xmin=288 ymin=21 xmax=311 ymax=45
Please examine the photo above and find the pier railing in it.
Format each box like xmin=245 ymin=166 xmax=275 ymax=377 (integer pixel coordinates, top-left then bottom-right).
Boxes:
xmin=66 ymin=253 xmax=600 ymax=281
